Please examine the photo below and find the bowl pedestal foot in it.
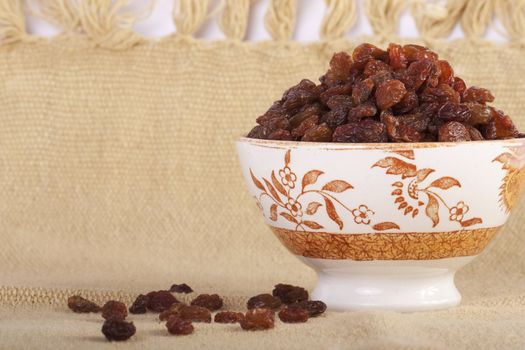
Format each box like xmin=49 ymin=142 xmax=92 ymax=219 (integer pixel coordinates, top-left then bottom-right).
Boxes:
xmin=300 ymin=256 xmax=475 ymax=312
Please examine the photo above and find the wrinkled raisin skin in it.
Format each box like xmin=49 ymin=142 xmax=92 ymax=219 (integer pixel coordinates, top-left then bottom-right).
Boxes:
xmin=375 ymin=80 xmax=407 ymax=110
xmin=166 ymin=316 xmax=194 ymax=336
xmin=129 ymin=294 xmax=149 ymax=314
xmin=102 ymin=301 xmax=128 ymax=321
xmin=67 ymin=295 xmax=101 ymax=313
xmin=272 ymin=284 xmax=309 ymax=304
xmin=190 ymin=294 xmax=223 ymax=311
xmin=214 ymin=311 xmax=245 ymax=324
xmin=101 ymin=320 xmax=136 ymax=341
xmin=170 ymin=283 xmax=193 ymax=294
xmin=240 ymin=308 xmax=275 ymax=331
xmin=278 ymin=305 xmax=309 ymax=323
xmin=438 ymin=121 xmax=471 ymax=142
xmin=146 ymin=290 xmax=179 ymax=312
xmin=292 ymin=300 xmax=327 ymax=317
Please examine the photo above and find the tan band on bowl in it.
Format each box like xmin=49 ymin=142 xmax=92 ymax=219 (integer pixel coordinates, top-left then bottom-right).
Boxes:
xmin=271 ymin=226 xmax=501 ymax=261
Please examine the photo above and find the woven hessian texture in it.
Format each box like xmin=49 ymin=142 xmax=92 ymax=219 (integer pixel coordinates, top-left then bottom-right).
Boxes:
xmin=0 ymin=36 xmax=524 ymax=349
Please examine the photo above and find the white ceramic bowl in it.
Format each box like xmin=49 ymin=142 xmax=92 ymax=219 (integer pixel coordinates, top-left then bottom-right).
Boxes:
xmin=237 ymin=137 xmax=525 ymax=311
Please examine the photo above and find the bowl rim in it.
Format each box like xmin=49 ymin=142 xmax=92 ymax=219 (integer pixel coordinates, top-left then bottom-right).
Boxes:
xmin=237 ymin=136 xmax=525 ymax=150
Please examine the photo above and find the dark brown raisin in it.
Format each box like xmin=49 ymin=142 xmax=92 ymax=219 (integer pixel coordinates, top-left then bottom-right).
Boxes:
xmin=466 ymin=125 xmax=484 ymax=141
xmin=159 ymin=303 xmax=186 ymax=321
xmin=166 ymin=316 xmax=194 ymax=336
xmin=347 ymin=101 xmax=378 ymax=121
xmin=291 ymin=115 xmax=319 ymax=139
xmin=326 ymin=95 xmax=353 ymax=110
xmin=67 ymin=295 xmax=100 ymax=313
xmin=437 ymin=102 xmax=471 ymax=123
xmin=352 ymin=78 xmax=374 ymax=105
xmin=352 ymin=43 xmax=387 ymax=68
xmin=420 ymin=84 xmax=460 ymax=104
xmin=272 ymin=284 xmax=309 ymax=304
xmin=169 ymin=283 xmax=193 ymax=294
xmin=266 ymin=117 xmax=291 ymax=131
xmin=278 ymin=305 xmax=309 ymax=323
xmin=247 ymin=125 xmax=270 ymax=139
xmin=333 ymin=120 xmax=388 ymax=143
xmin=214 ymin=311 xmax=245 ymax=324
xmin=102 ymin=320 xmax=136 ymax=341
xmin=282 ymin=90 xmax=317 ymax=114
xmin=247 ymin=294 xmax=282 ymax=310
xmin=381 ymin=113 xmax=427 ymax=142
xmin=190 ymin=294 xmax=223 ymax=311
xmin=320 ymin=83 xmax=353 ymax=104
xmin=393 ymin=91 xmax=418 ymax=114
xmin=240 ymin=308 xmax=275 ymax=331
xmin=375 ymin=80 xmax=407 ymax=110
xmin=289 ymin=104 xmax=324 ymax=128
xmin=323 ymin=52 xmax=353 ymax=85
xmin=283 ymin=79 xmax=318 ymax=99
xmin=321 ymin=109 xmax=347 ymax=129
xmin=481 ymin=108 xmax=519 ymax=139
xmin=302 ymin=123 xmax=333 ymax=142
xmin=129 ymin=294 xmax=149 ymax=314
xmin=438 ymin=121 xmax=471 ymax=142
xmin=268 ymin=129 xmax=293 ymax=140
xmin=102 ymin=301 xmax=128 ymax=321
xmin=399 ymin=59 xmax=434 ymax=91
xmin=146 ymin=290 xmax=179 ymax=312
xmin=463 ymin=86 xmax=494 ymax=104
xmin=464 ymin=102 xmax=491 ymax=125
xmin=292 ymin=300 xmax=327 ymax=317
xmin=364 ymin=59 xmax=391 ymax=77
xmin=452 ymin=77 xmax=467 ymax=96
xmin=370 ymin=70 xmax=393 ymax=85
xmin=256 ymin=101 xmax=287 ymax=126
xmin=387 ymin=43 xmax=407 ymax=70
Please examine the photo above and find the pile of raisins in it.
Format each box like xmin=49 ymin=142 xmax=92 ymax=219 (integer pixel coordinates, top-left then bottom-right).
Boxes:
xmin=247 ymin=43 xmax=522 ymax=143
xmin=67 ymin=282 xmax=326 ymax=341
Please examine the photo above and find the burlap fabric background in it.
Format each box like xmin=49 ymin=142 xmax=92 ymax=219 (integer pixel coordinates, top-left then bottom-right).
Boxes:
xmin=0 ymin=0 xmax=525 ymax=349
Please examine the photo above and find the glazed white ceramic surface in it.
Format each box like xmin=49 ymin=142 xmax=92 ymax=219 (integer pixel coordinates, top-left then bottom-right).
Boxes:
xmin=237 ymin=137 xmax=525 ymax=311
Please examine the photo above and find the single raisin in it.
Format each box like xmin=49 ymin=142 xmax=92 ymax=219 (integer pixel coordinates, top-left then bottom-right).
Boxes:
xmin=352 ymin=43 xmax=387 ymax=68
xmin=214 ymin=311 xmax=245 ymax=324
xmin=268 ymin=129 xmax=293 ymax=140
xmin=282 ymin=90 xmax=317 ymax=114
xmin=420 ymin=84 xmax=460 ymax=104
xmin=169 ymin=283 xmax=193 ymax=294
xmin=129 ymin=294 xmax=149 ymax=314
xmin=463 ymin=86 xmax=494 ymax=104
xmin=452 ymin=77 xmax=467 ymax=96
xmin=101 ymin=320 xmax=136 ymax=341
xmin=302 ymin=123 xmax=333 ymax=142
xmin=333 ymin=120 xmax=388 ymax=143
xmin=437 ymin=102 xmax=471 ymax=123
xmin=319 ymin=83 xmax=352 ymax=103
xmin=272 ymin=284 xmax=309 ymax=304
xmin=190 ymin=294 xmax=223 ymax=311
xmin=256 ymin=101 xmax=287 ymax=126
xmin=387 ymin=43 xmax=407 ymax=70
xmin=393 ymin=91 xmax=418 ymax=114
xmin=159 ymin=303 xmax=186 ymax=321
xmin=146 ymin=290 xmax=179 ymax=312
xmin=400 ymin=59 xmax=434 ymax=91
xmin=240 ymin=308 xmax=275 ymax=331
xmin=292 ymin=300 xmax=327 ymax=317
xmin=464 ymin=102 xmax=491 ymax=125
xmin=283 ymin=79 xmax=318 ymax=99
xmin=326 ymin=95 xmax=353 ymax=110
xmin=352 ymin=78 xmax=374 ymax=105
xmin=289 ymin=104 xmax=324 ymax=128
xmin=266 ymin=117 xmax=291 ymax=131
xmin=381 ymin=113 xmax=427 ymax=142
xmin=278 ymin=305 xmax=309 ymax=323
xmin=363 ymin=59 xmax=391 ymax=77
xmin=179 ymin=305 xmax=212 ymax=323
xmin=466 ymin=125 xmax=484 ymax=141
xmin=323 ymin=52 xmax=353 ymax=85
xmin=369 ymin=70 xmax=393 ymax=85
xmin=402 ymin=44 xmax=438 ymax=62
xmin=247 ymin=294 xmax=282 ymax=310
xmin=437 ymin=60 xmax=454 ymax=85
xmin=375 ymin=80 xmax=407 ymax=110
xmin=347 ymin=101 xmax=377 ymax=121
xmin=438 ymin=121 xmax=471 ymax=142
xmin=321 ymin=109 xmax=347 ymax=129
xmin=101 ymin=301 xmax=128 ymax=321
xmin=166 ymin=316 xmax=194 ymax=336
xmin=481 ymin=108 xmax=519 ymax=139
xmin=67 ymin=295 xmax=100 ymax=313
xmin=291 ymin=115 xmax=319 ymax=139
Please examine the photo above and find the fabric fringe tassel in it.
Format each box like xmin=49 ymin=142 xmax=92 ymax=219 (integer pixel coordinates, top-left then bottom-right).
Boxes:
xmin=30 ymin=0 xmax=146 ymax=49
xmin=320 ymin=0 xmax=357 ymax=41
xmin=219 ymin=0 xmax=251 ymax=40
xmin=1 ymin=0 xmax=524 ymax=48
xmin=0 ymin=0 xmax=27 ymax=46
xmin=495 ymin=0 xmax=525 ymax=44
xmin=264 ymin=0 xmax=296 ymax=41
xmin=365 ymin=0 xmax=409 ymax=40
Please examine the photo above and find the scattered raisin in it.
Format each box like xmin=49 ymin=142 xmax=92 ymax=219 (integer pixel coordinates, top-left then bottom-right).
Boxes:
xmin=169 ymin=283 xmax=193 ymax=294
xmin=247 ymin=294 xmax=282 ymax=310
xmin=190 ymin=294 xmax=223 ymax=311
xmin=101 ymin=320 xmax=136 ymax=341
xmin=166 ymin=316 xmax=194 ymax=336
xmin=272 ymin=284 xmax=309 ymax=304
xmin=278 ymin=305 xmax=309 ymax=323
xmin=67 ymin=295 xmax=100 ymax=313
xmin=129 ymin=294 xmax=148 ymax=314
xmin=240 ymin=308 xmax=275 ymax=331
xmin=438 ymin=121 xmax=471 ymax=142
xmin=101 ymin=301 xmax=128 ymax=321
xmin=375 ymin=80 xmax=407 ymax=110
xmin=214 ymin=311 xmax=245 ymax=324
xmin=146 ymin=290 xmax=179 ymax=312
xmin=179 ymin=305 xmax=212 ymax=323
xmin=292 ymin=300 xmax=327 ymax=317
xmin=159 ymin=303 xmax=186 ymax=321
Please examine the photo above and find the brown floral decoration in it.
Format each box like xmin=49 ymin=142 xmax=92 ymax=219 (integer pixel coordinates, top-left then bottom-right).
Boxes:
xmin=250 ymin=150 xmax=399 ymax=232
xmin=493 ymin=145 xmax=525 ymax=213
xmin=372 ymin=150 xmax=483 ymax=228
